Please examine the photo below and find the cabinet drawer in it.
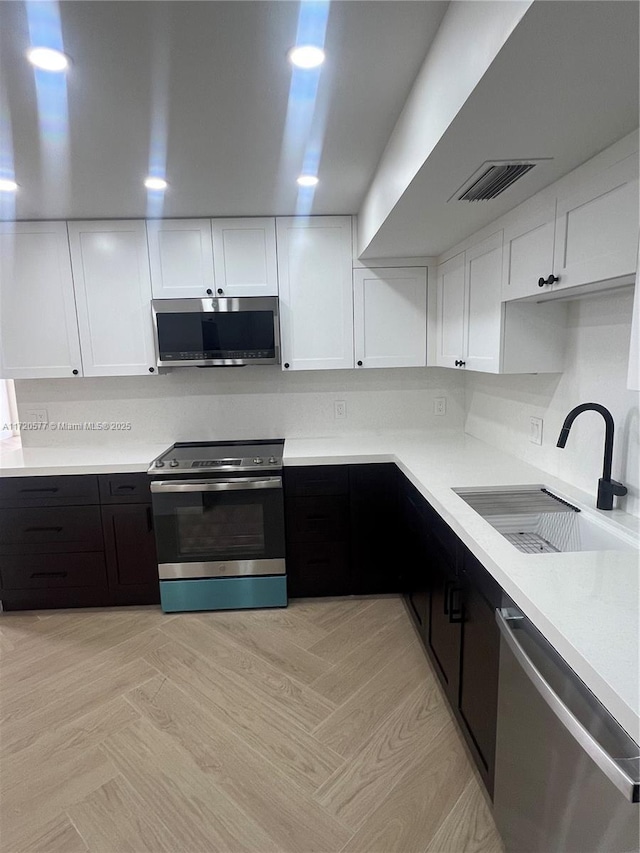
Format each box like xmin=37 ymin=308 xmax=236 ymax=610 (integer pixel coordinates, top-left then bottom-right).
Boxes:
xmin=286 ymin=496 xmax=349 ymax=543
xmin=287 ymin=541 xmax=351 ymax=597
xmin=285 ymin=466 xmax=349 ymax=497
xmin=0 ymin=507 xmax=104 ymax=554
xmin=0 ymin=553 xmax=107 ymax=590
xmin=0 ymin=475 xmax=99 ymax=508
xmin=98 ymin=473 xmax=151 ymax=504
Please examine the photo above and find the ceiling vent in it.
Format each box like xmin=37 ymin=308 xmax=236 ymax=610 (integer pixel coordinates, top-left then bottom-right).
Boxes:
xmin=451 ymin=159 xmax=550 ymax=202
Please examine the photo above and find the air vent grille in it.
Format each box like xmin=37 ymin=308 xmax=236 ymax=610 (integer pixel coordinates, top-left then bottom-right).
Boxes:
xmin=456 ymin=162 xmax=538 ymax=202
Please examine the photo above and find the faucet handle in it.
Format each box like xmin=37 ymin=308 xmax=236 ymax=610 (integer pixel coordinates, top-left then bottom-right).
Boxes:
xmin=609 ymin=479 xmax=628 ymax=497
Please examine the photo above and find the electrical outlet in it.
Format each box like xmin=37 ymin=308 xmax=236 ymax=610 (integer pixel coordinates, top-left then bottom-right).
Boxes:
xmin=23 ymin=408 xmax=49 ymax=424
xmin=530 ymin=416 xmax=543 ymax=445
xmin=434 ymin=397 xmax=446 ymax=416
xmin=334 ymin=400 xmax=346 ymax=420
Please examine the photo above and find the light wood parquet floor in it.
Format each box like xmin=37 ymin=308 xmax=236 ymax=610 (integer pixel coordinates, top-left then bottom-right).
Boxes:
xmin=0 ymin=596 xmax=504 ymax=853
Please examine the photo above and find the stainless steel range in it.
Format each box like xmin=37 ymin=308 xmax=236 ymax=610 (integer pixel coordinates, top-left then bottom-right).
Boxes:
xmin=148 ymin=440 xmax=286 ymax=613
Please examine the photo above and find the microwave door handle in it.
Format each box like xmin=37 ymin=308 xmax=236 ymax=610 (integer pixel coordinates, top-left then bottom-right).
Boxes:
xmin=150 ymin=477 xmax=282 ymax=494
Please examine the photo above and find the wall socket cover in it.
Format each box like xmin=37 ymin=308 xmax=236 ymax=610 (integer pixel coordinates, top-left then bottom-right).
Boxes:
xmin=434 ymin=397 xmax=446 ymax=416
xmin=529 ymin=416 xmax=543 ymax=445
xmin=334 ymin=400 xmax=346 ymax=420
xmin=23 ymin=408 xmax=49 ymax=424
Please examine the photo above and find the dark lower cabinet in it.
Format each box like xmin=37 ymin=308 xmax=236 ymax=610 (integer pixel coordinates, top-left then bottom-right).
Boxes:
xmin=427 ymin=524 xmax=462 ymax=707
xmin=349 ymin=464 xmax=398 ymax=594
xmin=102 ymin=504 xmax=160 ymax=605
xmin=400 ymin=480 xmax=431 ymax=639
xmin=458 ymin=550 xmax=501 ymax=797
xmin=0 ymin=472 xmax=159 ymax=610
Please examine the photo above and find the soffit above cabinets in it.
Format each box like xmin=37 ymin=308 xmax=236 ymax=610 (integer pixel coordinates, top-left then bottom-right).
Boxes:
xmin=0 ymin=0 xmax=447 ymax=221
xmin=359 ymin=0 xmax=640 ymax=258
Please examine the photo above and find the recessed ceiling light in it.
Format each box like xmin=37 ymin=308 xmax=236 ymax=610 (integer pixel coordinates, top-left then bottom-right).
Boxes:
xmin=0 ymin=178 xmax=18 ymax=193
xmin=288 ymin=45 xmax=325 ymax=69
xmin=297 ymin=174 xmax=319 ymax=188
xmin=144 ymin=176 xmax=168 ymax=191
xmin=26 ymin=47 xmax=69 ymax=72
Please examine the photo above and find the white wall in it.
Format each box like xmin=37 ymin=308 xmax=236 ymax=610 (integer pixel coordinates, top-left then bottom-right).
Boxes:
xmin=464 ymin=289 xmax=639 ymax=517
xmin=14 ymin=367 xmax=464 ymax=447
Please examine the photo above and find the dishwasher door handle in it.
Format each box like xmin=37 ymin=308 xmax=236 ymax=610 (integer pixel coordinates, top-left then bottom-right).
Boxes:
xmin=496 ymin=608 xmax=639 ymax=803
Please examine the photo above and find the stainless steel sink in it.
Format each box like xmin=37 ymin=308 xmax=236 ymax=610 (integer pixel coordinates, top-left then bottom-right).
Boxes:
xmin=453 ymin=485 xmax=638 ymax=554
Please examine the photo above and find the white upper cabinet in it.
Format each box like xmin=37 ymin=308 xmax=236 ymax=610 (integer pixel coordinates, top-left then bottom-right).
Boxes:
xmin=553 ymin=153 xmax=639 ymax=292
xmin=435 ymin=231 xmax=566 ymax=374
xmin=277 ymin=216 xmax=354 ymax=371
xmin=212 ymin=218 xmax=278 ymax=297
xmin=628 ymin=258 xmax=639 ymax=391
xmin=147 ymin=219 xmax=215 ymax=299
xmin=501 ymin=202 xmax=557 ymax=301
xmin=435 ymin=252 xmax=466 ymax=369
xmin=353 ymin=268 xmax=427 ymax=368
xmin=465 ymin=232 xmax=503 ymax=372
xmin=68 ymin=221 xmax=156 ymax=377
xmin=0 ymin=221 xmax=83 ymax=379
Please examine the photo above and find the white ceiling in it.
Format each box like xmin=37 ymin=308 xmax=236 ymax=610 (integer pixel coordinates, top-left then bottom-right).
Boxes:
xmin=0 ymin=0 xmax=448 ymax=220
xmin=361 ymin=1 xmax=640 ymax=258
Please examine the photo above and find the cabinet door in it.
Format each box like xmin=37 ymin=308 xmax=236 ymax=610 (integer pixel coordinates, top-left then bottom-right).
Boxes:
xmin=427 ymin=523 xmax=461 ymax=706
xmin=277 ymin=216 xmax=354 ymax=370
xmin=102 ymin=504 xmax=160 ymax=604
xmin=400 ymin=480 xmax=430 ymax=639
xmin=68 ymin=221 xmax=157 ymax=377
xmin=465 ymin=231 xmax=503 ymax=373
xmin=459 ymin=566 xmax=501 ymax=797
xmin=212 ymin=218 xmax=278 ymax=297
xmin=0 ymin=222 xmax=83 ymax=379
xmin=435 ymin=252 xmax=466 ymax=368
xmin=501 ymin=203 xmax=557 ymax=301
xmin=350 ymin=464 xmax=398 ymax=594
xmin=147 ymin=219 xmax=215 ymax=299
xmin=353 ymin=268 xmax=427 ymax=368
xmin=554 ymin=154 xmax=639 ymax=291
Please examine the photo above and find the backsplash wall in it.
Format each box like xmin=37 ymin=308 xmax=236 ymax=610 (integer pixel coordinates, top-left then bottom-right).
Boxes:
xmin=464 ymin=288 xmax=640 ymax=518
xmin=15 ymin=367 xmax=465 ymax=447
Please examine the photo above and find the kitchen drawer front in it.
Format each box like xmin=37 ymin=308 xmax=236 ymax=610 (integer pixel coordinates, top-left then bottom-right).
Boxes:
xmin=98 ymin=473 xmax=152 ymax=504
xmin=0 ymin=552 xmax=108 ymax=590
xmin=286 ymin=496 xmax=349 ymax=543
xmin=0 ymin=506 xmax=104 ymax=554
xmin=285 ymin=466 xmax=349 ymax=497
xmin=287 ymin=541 xmax=352 ymax=597
xmin=0 ymin=475 xmax=99 ymax=508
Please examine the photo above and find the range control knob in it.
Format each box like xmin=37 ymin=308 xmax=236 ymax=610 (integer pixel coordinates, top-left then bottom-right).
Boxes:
xmin=253 ymin=457 xmax=264 ymax=464
xmin=155 ymin=460 xmax=165 ymax=468
xmin=169 ymin=459 xmax=179 ymax=468
xmin=268 ymin=456 xmax=278 ymax=464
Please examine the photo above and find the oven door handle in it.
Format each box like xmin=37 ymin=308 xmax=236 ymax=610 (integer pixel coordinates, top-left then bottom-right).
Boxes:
xmin=150 ymin=477 xmax=282 ymax=493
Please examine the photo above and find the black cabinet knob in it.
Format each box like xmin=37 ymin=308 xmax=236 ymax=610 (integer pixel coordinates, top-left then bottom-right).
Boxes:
xmin=217 ymin=288 xmax=224 ymax=295
xmin=72 ymin=369 xmax=79 ymax=375
xmin=149 ymin=367 xmax=155 ymax=373
xmin=357 ymin=360 xmax=363 ymax=367
xmin=284 ymin=362 xmax=290 ymax=369
xmin=206 ymin=289 xmax=213 ymax=295
xmin=538 ymin=274 xmax=559 ymax=287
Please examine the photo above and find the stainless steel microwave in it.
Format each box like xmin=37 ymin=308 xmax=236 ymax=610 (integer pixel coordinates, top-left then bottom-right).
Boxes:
xmin=152 ymin=297 xmax=280 ymax=368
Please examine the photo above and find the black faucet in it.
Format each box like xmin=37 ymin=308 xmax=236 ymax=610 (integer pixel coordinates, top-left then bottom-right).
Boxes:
xmin=556 ymin=403 xmax=627 ymax=511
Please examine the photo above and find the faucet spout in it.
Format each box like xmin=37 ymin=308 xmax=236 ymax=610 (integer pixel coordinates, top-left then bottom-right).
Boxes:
xmin=556 ymin=403 xmax=626 ymax=510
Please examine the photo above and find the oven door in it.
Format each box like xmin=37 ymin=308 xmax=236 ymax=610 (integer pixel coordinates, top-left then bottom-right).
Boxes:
xmin=150 ymin=476 xmax=285 ymax=579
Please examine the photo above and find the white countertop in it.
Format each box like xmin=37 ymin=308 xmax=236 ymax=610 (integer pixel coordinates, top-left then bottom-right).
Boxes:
xmin=284 ymin=432 xmax=640 ymax=742
xmin=0 ymin=443 xmax=169 ymax=476
xmin=1 ymin=432 xmax=638 ymax=740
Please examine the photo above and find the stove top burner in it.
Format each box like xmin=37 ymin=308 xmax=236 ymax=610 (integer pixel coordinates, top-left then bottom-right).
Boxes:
xmin=148 ymin=440 xmax=284 ymax=476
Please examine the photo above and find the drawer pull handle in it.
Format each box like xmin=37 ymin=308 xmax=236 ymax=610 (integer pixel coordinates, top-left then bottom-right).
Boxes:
xmin=25 ymin=526 xmax=63 ymax=533
xmin=116 ymin=485 xmax=136 ymax=491
xmin=30 ymin=572 xmax=67 ymax=579
xmin=307 ymin=515 xmax=330 ymax=521
xmin=20 ymin=487 xmax=59 ymax=494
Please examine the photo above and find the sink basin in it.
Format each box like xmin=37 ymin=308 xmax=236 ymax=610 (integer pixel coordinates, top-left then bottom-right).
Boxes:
xmin=453 ymin=485 xmax=638 ymax=554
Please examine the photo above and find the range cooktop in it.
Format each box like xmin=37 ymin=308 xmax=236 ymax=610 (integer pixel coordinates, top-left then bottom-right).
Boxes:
xmin=148 ymin=440 xmax=284 ymax=475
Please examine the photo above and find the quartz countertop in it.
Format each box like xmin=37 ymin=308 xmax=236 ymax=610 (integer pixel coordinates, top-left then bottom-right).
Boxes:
xmin=1 ymin=431 xmax=638 ymax=740
xmin=0 ymin=443 xmax=169 ymax=476
xmin=284 ymin=432 xmax=640 ymax=741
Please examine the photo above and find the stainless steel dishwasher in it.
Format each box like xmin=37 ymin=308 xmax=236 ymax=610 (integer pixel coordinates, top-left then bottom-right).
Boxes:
xmin=493 ymin=603 xmax=639 ymax=853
